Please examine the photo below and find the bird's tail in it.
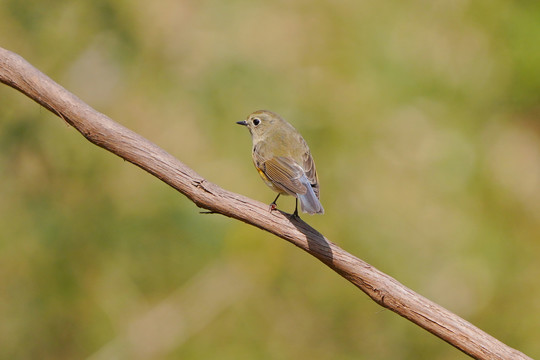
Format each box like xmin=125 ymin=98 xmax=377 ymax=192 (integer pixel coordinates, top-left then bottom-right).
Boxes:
xmin=297 ymin=175 xmax=324 ymax=214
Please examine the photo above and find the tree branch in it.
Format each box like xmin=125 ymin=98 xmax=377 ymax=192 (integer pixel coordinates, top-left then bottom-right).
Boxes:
xmin=0 ymin=47 xmax=531 ymax=360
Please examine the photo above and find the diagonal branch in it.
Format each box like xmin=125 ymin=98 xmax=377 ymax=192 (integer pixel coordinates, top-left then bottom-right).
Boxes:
xmin=0 ymin=47 xmax=531 ymax=360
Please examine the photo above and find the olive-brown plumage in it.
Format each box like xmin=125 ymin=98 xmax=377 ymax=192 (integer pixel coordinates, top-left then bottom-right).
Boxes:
xmin=237 ymin=110 xmax=324 ymax=216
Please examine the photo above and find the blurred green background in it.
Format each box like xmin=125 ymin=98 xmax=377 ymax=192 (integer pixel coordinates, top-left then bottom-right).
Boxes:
xmin=1 ymin=1 xmax=539 ymax=359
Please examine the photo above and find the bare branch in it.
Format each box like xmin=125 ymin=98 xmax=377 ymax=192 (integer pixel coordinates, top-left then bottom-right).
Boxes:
xmin=0 ymin=47 xmax=531 ymax=360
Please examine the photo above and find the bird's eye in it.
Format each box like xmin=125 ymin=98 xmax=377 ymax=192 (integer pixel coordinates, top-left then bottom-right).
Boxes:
xmin=252 ymin=118 xmax=261 ymax=126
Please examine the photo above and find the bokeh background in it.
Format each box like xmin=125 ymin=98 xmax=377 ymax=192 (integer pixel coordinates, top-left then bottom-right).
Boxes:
xmin=1 ymin=1 xmax=539 ymax=359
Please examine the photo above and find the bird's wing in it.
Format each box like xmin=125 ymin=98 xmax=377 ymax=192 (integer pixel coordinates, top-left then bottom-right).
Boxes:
xmin=300 ymin=141 xmax=320 ymax=199
xmin=257 ymin=155 xmax=308 ymax=196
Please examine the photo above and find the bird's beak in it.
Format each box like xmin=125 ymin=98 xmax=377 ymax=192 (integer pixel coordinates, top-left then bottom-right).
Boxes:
xmin=236 ymin=120 xmax=248 ymax=126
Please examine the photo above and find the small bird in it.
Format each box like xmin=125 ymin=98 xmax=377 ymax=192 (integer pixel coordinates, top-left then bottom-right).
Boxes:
xmin=237 ymin=110 xmax=324 ymax=216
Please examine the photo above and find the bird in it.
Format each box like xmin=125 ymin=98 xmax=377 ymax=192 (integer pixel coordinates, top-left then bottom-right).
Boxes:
xmin=237 ymin=110 xmax=324 ymax=217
